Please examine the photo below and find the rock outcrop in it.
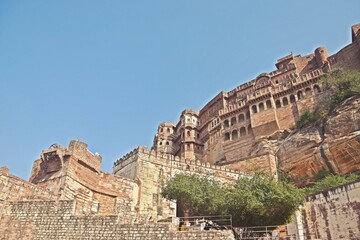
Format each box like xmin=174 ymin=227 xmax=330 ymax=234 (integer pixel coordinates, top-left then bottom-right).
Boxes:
xmin=277 ymin=95 xmax=360 ymax=186
xmin=223 ymin=95 xmax=360 ymax=186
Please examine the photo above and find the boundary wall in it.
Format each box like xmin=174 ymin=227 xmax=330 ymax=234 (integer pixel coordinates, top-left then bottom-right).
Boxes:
xmin=302 ymin=180 xmax=360 ymax=240
xmin=0 ymin=200 xmax=234 ymax=240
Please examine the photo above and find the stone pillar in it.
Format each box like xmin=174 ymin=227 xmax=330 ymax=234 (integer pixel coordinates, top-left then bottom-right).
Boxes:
xmin=294 ymin=208 xmax=304 ymax=240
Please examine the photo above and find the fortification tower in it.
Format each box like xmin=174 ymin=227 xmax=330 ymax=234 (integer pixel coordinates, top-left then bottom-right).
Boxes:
xmin=152 ymin=122 xmax=177 ymax=155
xmin=351 ymin=23 xmax=360 ymax=42
xmin=314 ymin=46 xmax=329 ymax=67
xmin=174 ymin=109 xmax=203 ymax=160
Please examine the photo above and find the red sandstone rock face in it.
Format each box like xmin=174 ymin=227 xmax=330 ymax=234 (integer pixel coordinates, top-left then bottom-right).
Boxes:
xmin=277 ymin=96 xmax=360 ymax=186
xmin=223 ymin=96 xmax=360 ymax=184
xmin=277 ymin=126 xmax=326 ymax=185
xmin=324 ymin=97 xmax=360 ymax=141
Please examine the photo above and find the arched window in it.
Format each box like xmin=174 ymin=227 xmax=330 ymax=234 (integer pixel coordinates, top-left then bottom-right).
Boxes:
xmin=283 ymin=97 xmax=289 ymax=106
xmin=159 ymin=141 xmax=162 ymax=145
xmin=297 ymin=91 xmax=303 ymax=100
xmin=266 ymin=100 xmax=272 ymax=109
xmin=290 ymin=95 xmax=296 ymax=103
xmin=187 ymin=130 xmax=191 ymax=137
xmin=239 ymin=114 xmax=245 ymax=122
xmin=223 ymin=120 xmax=230 ymax=128
xmin=167 ymin=128 xmax=170 ymax=133
xmin=224 ymin=132 xmax=230 ymax=141
xmin=314 ymin=85 xmax=321 ymax=94
xmin=232 ymin=130 xmax=238 ymax=140
xmin=305 ymin=88 xmax=312 ymax=96
xmin=166 ymin=141 xmax=169 ymax=145
xmin=252 ymin=105 xmax=258 ymax=114
xmin=231 ymin=117 xmax=237 ymax=126
xmin=259 ymin=102 xmax=265 ymax=112
xmin=240 ymin=127 xmax=246 ymax=137
xmin=275 ymin=100 xmax=281 ymax=108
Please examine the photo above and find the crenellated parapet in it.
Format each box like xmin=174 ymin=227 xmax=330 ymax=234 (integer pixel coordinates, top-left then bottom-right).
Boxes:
xmin=112 ymin=147 xmax=140 ymax=174
xmin=113 ymin=146 xmax=243 ymax=181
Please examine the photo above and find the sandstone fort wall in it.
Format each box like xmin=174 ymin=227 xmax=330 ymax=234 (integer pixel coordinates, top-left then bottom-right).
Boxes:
xmin=302 ymin=180 xmax=360 ymax=240
xmin=277 ymin=96 xmax=360 ymax=185
xmin=113 ymin=146 xmax=243 ymax=219
xmin=151 ymin=24 xmax=360 ymax=177
xmin=1 ymin=24 xmax=360 ymax=240
xmin=0 ymin=200 xmax=234 ymax=240
xmin=0 ymin=167 xmax=57 ymax=215
xmin=29 ymin=141 xmax=140 ymax=217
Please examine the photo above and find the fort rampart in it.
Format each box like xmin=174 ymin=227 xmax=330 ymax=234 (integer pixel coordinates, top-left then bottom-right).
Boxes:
xmin=302 ymin=180 xmax=360 ymax=240
xmin=1 ymin=24 xmax=360 ymax=240
xmin=0 ymin=200 xmax=234 ymax=240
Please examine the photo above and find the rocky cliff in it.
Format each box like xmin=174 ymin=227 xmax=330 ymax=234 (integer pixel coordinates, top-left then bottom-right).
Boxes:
xmin=222 ymin=95 xmax=360 ymax=186
xmin=277 ymin=95 xmax=360 ymax=186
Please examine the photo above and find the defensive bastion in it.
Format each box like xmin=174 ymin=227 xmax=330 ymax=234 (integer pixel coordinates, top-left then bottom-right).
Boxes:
xmin=0 ymin=23 xmax=360 ymax=240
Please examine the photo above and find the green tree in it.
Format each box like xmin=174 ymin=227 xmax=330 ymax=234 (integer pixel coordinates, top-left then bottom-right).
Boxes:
xmin=295 ymin=110 xmax=316 ymax=129
xmin=321 ymin=70 xmax=360 ymax=103
xmin=296 ymin=70 xmax=360 ymax=128
xmin=225 ymin=173 xmax=304 ymax=227
xmin=161 ymin=172 xmax=304 ymax=227
xmin=305 ymin=173 xmax=358 ymax=195
xmin=161 ymin=173 xmax=225 ymax=217
xmin=315 ymin=70 xmax=360 ymax=120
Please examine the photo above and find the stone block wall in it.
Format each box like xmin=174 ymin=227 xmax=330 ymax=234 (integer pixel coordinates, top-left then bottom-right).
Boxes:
xmin=114 ymin=147 xmax=242 ymax=182
xmin=61 ymin=158 xmax=138 ymax=216
xmin=0 ymin=167 xmax=56 ymax=213
xmin=223 ymin=137 xmax=254 ymax=163
xmin=113 ymin=152 xmax=138 ymax=179
xmin=302 ymin=180 xmax=360 ymax=240
xmin=251 ymin=108 xmax=279 ymax=137
xmin=29 ymin=141 xmax=140 ymax=217
xmin=203 ymin=134 xmax=224 ymax=164
xmin=221 ymin=153 xmax=277 ymax=176
xmin=0 ymin=200 xmax=234 ymax=240
xmin=113 ymin=146 xmax=243 ymax=219
xmin=275 ymin=103 xmax=298 ymax=130
xmin=334 ymin=40 xmax=360 ymax=70
xmin=68 ymin=140 xmax=102 ymax=173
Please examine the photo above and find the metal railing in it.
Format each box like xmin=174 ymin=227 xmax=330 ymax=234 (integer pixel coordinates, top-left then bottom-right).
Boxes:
xmin=160 ymin=215 xmax=233 ymax=231
xmin=233 ymin=225 xmax=296 ymax=240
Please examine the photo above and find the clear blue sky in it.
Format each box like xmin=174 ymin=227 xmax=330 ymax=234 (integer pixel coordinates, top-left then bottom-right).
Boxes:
xmin=0 ymin=1 xmax=359 ymax=179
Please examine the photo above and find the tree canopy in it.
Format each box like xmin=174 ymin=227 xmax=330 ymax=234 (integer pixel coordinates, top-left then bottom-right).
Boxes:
xmin=161 ymin=172 xmax=304 ymax=227
xmin=162 ymin=71 xmax=360 ymax=227
xmin=296 ymin=70 xmax=360 ymax=129
xmin=304 ymin=173 xmax=358 ymax=195
xmin=161 ymin=173 xmax=226 ymax=217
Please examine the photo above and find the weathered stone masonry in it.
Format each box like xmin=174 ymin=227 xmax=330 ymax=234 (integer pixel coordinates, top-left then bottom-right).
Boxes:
xmin=113 ymin=146 xmax=243 ymax=219
xmin=29 ymin=140 xmax=139 ymax=218
xmin=302 ymin=180 xmax=360 ymax=240
xmin=151 ymin=23 xmax=360 ymax=184
xmin=0 ymin=143 xmax=236 ymax=240
xmin=0 ymin=200 xmax=234 ymax=240
xmin=0 ymin=24 xmax=360 ymax=240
